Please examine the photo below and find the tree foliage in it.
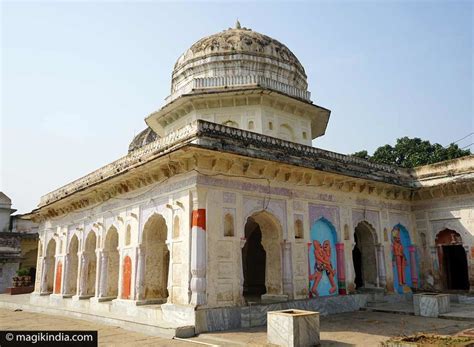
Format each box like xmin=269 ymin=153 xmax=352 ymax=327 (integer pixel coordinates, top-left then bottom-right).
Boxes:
xmin=351 ymin=137 xmax=471 ymax=168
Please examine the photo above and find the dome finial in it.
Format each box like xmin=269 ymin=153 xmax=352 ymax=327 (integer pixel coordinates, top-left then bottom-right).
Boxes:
xmin=235 ymin=19 xmax=241 ymax=29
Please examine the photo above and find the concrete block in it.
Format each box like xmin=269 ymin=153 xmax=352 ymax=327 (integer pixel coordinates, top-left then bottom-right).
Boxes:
xmin=267 ymin=309 xmax=320 ymax=347
xmin=414 ymin=293 xmax=450 ymax=317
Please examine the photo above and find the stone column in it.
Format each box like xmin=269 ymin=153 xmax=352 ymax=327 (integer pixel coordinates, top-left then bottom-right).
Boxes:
xmin=98 ymin=251 xmax=109 ymax=297
xmin=336 ymin=243 xmax=346 ymax=295
xmin=465 ymin=246 xmax=474 ymax=293
xmin=409 ymin=245 xmax=418 ymax=289
xmin=39 ymin=257 xmax=49 ymax=294
xmin=60 ymin=254 xmax=70 ymax=295
xmin=190 ymin=189 xmax=207 ymax=306
xmin=376 ymin=244 xmax=387 ymax=287
xmin=134 ymin=246 xmax=146 ymax=300
xmin=239 ymin=237 xmax=247 ymax=304
xmin=282 ymin=240 xmax=293 ymax=298
xmin=165 ymin=240 xmax=172 ymax=303
xmin=94 ymin=249 xmax=102 ymax=297
xmin=427 ymin=246 xmax=439 ymax=290
xmin=117 ymin=248 xmax=124 ymax=300
xmin=77 ymin=253 xmax=89 ymax=297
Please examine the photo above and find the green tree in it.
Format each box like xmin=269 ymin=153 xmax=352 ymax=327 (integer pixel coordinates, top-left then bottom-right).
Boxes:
xmin=351 ymin=137 xmax=471 ymax=168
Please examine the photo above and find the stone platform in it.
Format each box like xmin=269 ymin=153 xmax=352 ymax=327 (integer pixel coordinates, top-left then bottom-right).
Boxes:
xmin=0 ymin=292 xmax=420 ymax=338
xmin=196 ymin=293 xmax=375 ymax=332
xmin=363 ymin=293 xmax=474 ymax=322
xmin=0 ymin=294 xmax=194 ymax=339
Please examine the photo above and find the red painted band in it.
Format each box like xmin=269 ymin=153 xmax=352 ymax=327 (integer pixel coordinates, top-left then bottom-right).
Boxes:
xmin=192 ymin=209 xmax=206 ymax=230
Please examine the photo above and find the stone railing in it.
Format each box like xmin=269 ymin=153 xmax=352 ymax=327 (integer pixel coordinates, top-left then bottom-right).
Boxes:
xmin=39 ymin=120 xmax=414 ymax=208
xmin=196 ymin=121 xmax=411 ymax=183
xmin=165 ymin=75 xmax=311 ymax=104
xmin=38 ymin=123 xmax=200 ymax=207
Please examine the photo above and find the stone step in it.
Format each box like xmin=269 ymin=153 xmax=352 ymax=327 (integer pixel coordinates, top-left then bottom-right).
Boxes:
xmin=0 ymin=295 xmax=194 ymax=339
xmin=366 ymin=301 xmax=388 ymax=307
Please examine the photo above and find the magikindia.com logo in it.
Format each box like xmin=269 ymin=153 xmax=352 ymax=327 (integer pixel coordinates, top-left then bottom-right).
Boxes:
xmin=5 ymin=332 xmax=93 ymax=344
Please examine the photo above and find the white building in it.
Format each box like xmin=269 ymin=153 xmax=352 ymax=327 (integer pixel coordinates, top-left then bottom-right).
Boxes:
xmin=27 ymin=23 xmax=473 ymax=334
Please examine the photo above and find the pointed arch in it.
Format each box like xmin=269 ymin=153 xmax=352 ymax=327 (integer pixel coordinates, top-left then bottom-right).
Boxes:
xmin=66 ymin=235 xmax=79 ymax=295
xmin=104 ymin=226 xmax=119 ymax=297
xmin=45 ymin=239 xmax=56 ymax=293
xmin=353 ymin=221 xmax=378 ymax=288
xmin=84 ymin=231 xmax=97 ymax=295
xmin=142 ymin=213 xmax=169 ymax=300
xmin=435 ymin=229 xmax=468 ymax=290
xmin=242 ymin=210 xmax=283 ymax=301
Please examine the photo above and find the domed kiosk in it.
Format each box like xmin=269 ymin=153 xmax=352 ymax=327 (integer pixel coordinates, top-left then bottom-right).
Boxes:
xmin=146 ymin=22 xmax=330 ymax=146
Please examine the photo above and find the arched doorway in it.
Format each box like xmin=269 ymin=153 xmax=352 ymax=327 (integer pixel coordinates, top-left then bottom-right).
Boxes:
xmin=66 ymin=235 xmax=79 ymax=295
xmin=45 ymin=239 xmax=56 ymax=293
xmin=84 ymin=232 xmax=97 ymax=295
xmin=242 ymin=211 xmax=282 ymax=302
xmin=353 ymin=222 xmax=378 ymax=289
xmin=436 ymin=229 xmax=469 ymax=290
xmin=104 ymin=226 xmax=119 ymax=297
xmin=142 ymin=214 xmax=169 ymax=300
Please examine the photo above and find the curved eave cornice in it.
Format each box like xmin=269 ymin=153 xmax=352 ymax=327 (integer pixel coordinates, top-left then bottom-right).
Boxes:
xmin=25 ymin=121 xmax=473 ymax=222
xmin=145 ymin=87 xmax=330 ymax=140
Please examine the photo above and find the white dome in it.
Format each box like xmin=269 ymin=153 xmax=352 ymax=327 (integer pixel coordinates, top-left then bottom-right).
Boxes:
xmin=169 ymin=22 xmax=309 ymax=102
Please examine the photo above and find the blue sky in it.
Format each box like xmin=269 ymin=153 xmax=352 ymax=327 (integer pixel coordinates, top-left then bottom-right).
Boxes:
xmin=2 ymin=1 xmax=473 ymax=213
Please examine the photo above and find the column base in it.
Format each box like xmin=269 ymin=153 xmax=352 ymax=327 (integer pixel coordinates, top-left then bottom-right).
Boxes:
xmin=135 ymin=298 xmax=167 ymax=306
xmin=72 ymin=294 xmax=94 ymax=301
xmin=38 ymin=292 xmax=53 ymax=296
xmin=90 ymin=296 xmax=116 ymax=303
xmin=50 ymin=293 xmax=73 ymax=299
xmin=111 ymin=298 xmax=166 ymax=306
xmin=261 ymin=294 xmax=288 ymax=303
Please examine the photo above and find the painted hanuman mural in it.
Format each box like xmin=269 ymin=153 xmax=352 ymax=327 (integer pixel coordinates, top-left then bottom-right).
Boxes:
xmin=392 ymin=227 xmax=407 ymax=286
xmin=309 ymin=218 xmax=338 ymax=297
xmin=391 ymin=224 xmax=418 ymax=293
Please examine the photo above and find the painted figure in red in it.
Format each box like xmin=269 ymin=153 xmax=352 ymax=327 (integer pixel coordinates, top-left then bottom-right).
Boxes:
xmin=392 ymin=228 xmax=407 ymax=285
xmin=310 ymin=240 xmax=337 ymax=296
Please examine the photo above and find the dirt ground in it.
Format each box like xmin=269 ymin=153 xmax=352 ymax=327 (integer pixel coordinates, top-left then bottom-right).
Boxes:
xmin=0 ymin=308 xmax=472 ymax=346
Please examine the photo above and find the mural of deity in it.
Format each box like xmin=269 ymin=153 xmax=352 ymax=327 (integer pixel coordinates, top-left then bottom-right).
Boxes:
xmin=309 ymin=219 xmax=338 ymax=297
xmin=392 ymin=227 xmax=407 ymax=285
xmin=391 ymin=224 xmax=414 ymax=293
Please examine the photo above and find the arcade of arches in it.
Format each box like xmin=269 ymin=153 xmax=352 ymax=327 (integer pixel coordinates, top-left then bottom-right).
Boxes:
xmin=35 ymin=207 xmax=473 ymax=310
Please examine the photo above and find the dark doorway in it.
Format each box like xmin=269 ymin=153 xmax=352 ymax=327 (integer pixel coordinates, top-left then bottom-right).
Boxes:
xmin=352 ymin=234 xmax=363 ymax=289
xmin=242 ymin=217 xmax=266 ymax=300
xmin=353 ymin=222 xmax=378 ymax=288
xmin=436 ymin=229 xmax=469 ymax=291
xmin=443 ymin=245 xmax=469 ymax=290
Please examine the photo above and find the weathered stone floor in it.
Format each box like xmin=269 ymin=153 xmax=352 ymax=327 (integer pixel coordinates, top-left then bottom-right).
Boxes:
xmin=1 ymin=308 xmax=472 ymax=346
xmin=365 ymin=298 xmax=474 ymax=321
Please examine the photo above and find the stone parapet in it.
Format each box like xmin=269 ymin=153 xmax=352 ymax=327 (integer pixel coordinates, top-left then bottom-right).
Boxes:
xmin=166 ymin=75 xmax=311 ymax=104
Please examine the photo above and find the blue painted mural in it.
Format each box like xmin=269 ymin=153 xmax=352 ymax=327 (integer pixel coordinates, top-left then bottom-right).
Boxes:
xmin=309 ymin=218 xmax=338 ymax=297
xmin=391 ymin=224 xmax=413 ymax=294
